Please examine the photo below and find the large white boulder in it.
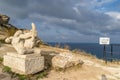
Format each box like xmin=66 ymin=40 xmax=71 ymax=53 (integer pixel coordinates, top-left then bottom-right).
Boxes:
xmin=52 ymin=52 xmax=83 ymax=69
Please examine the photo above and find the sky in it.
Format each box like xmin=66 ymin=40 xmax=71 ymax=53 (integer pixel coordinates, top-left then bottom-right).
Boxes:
xmin=0 ymin=0 xmax=120 ymax=43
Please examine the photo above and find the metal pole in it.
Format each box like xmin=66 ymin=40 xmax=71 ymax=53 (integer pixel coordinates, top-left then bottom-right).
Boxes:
xmin=111 ymin=45 xmax=113 ymax=62
xmin=103 ymin=45 xmax=104 ymax=60
xmin=103 ymin=45 xmax=107 ymax=63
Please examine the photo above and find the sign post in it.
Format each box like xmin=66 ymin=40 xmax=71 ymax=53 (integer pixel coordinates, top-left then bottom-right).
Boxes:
xmin=99 ymin=37 xmax=110 ymax=63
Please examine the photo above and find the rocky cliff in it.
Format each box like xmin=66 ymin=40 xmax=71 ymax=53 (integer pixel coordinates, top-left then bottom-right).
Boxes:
xmin=0 ymin=14 xmax=46 ymax=45
xmin=0 ymin=14 xmax=18 ymax=41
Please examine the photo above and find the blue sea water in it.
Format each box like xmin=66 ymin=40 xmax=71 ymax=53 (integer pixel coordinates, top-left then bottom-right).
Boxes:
xmin=48 ymin=43 xmax=120 ymax=59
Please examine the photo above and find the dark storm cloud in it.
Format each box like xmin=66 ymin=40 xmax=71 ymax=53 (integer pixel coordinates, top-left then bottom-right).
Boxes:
xmin=0 ymin=0 xmax=28 ymax=19
xmin=27 ymin=0 xmax=119 ymax=36
xmin=0 ymin=0 xmax=120 ymax=42
xmin=28 ymin=0 xmax=79 ymax=20
xmin=0 ymin=0 xmax=28 ymax=7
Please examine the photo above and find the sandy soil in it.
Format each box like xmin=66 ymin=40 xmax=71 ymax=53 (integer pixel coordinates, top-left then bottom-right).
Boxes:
xmin=0 ymin=44 xmax=120 ymax=80
xmin=40 ymin=52 xmax=120 ymax=80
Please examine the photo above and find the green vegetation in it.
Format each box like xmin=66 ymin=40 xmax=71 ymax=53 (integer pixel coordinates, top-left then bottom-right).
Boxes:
xmin=0 ymin=57 xmax=3 ymax=62
xmin=0 ymin=39 xmax=5 ymax=43
xmin=2 ymin=66 xmax=29 ymax=80
xmin=2 ymin=66 xmax=12 ymax=73
xmin=2 ymin=65 xmax=48 ymax=80
xmin=0 ymin=57 xmax=3 ymax=67
xmin=36 ymin=71 xmax=48 ymax=80
xmin=8 ymin=27 xmax=17 ymax=36
xmin=0 ymin=55 xmax=48 ymax=79
xmin=15 ymin=74 xmax=29 ymax=80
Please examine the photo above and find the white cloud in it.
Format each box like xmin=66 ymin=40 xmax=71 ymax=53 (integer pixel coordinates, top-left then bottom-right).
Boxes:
xmin=96 ymin=0 xmax=116 ymax=6
xmin=0 ymin=0 xmax=120 ymax=42
xmin=106 ymin=12 xmax=120 ymax=19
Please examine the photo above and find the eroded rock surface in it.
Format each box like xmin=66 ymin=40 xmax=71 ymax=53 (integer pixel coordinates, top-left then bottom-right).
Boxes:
xmin=4 ymin=52 xmax=44 ymax=74
xmin=52 ymin=52 xmax=84 ymax=69
xmin=0 ymin=14 xmax=17 ymax=40
xmin=5 ymin=23 xmax=41 ymax=54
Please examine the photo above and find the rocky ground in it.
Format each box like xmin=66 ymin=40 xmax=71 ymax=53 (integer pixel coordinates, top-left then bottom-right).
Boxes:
xmin=0 ymin=44 xmax=120 ymax=80
xmin=40 ymin=53 xmax=120 ymax=80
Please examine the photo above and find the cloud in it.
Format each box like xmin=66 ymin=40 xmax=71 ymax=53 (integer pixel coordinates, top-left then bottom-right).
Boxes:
xmin=0 ymin=0 xmax=28 ymax=7
xmin=106 ymin=12 xmax=120 ymax=19
xmin=28 ymin=0 xmax=120 ymax=37
xmin=27 ymin=0 xmax=119 ymax=36
xmin=0 ymin=0 xmax=29 ymax=19
xmin=0 ymin=0 xmax=120 ymax=42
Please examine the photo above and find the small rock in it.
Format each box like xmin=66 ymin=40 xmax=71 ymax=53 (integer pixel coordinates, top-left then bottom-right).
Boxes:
xmin=0 ymin=14 xmax=9 ymax=24
xmin=101 ymin=74 xmax=107 ymax=80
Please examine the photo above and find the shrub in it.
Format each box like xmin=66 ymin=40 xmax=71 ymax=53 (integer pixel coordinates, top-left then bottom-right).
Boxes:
xmin=0 ymin=39 xmax=5 ymax=43
xmin=2 ymin=66 xmax=11 ymax=73
xmin=55 ymin=43 xmax=61 ymax=48
xmin=0 ymin=57 xmax=3 ymax=62
xmin=36 ymin=71 xmax=48 ymax=79
xmin=16 ymin=74 xmax=29 ymax=80
xmin=63 ymin=44 xmax=70 ymax=50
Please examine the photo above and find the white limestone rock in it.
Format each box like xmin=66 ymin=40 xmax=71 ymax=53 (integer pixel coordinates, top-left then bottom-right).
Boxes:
xmin=52 ymin=52 xmax=83 ymax=69
xmin=4 ymin=52 xmax=44 ymax=74
xmin=5 ymin=23 xmax=40 ymax=55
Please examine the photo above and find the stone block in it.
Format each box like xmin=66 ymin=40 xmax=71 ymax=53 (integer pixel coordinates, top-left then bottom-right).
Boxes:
xmin=52 ymin=52 xmax=84 ymax=69
xmin=4 ymin=52 xmax=44 ymax=75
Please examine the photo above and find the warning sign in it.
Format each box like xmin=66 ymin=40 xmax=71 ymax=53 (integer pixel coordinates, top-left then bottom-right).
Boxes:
xmin=99 ymin=37 xmax=110 ymax=45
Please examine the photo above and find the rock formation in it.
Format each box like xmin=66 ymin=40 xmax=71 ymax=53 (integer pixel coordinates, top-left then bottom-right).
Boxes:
xmin=5 ymin=23 xmax=41 ymax=54
xmin=0 ymin=14 xmax=18 ymax=40
xmin=0 ymin=14 xmax=47 ymax=46
xmin=0 ymin=14 xmax=9 ymax=24
xmin=4 ymin=23 xmax=44 ymax=75
xmin=52 ymin=52 xmax=84 ymax=69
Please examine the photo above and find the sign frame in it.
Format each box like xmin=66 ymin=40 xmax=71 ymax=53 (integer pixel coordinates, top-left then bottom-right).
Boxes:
xmin=99 ymin=37 xmax=110 ymax=45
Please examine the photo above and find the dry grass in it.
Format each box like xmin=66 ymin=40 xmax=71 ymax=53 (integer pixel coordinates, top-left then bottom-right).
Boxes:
xmin=0 ymin=44 xmax=120 ymax=80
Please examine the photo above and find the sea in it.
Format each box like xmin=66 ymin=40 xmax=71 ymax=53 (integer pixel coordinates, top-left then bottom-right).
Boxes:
xmin=48 ymin=42 xmax=120 ymax=60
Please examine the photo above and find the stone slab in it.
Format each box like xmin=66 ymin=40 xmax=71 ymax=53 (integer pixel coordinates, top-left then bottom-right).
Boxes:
xmin=4 ymin=52 xmax=44 ymax=75
xmin=6 ymin=52 xmax=41 ymax=59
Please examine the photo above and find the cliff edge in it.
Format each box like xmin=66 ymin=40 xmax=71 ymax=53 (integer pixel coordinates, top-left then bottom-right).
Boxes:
xmin=0 ymin=14 xmax=18 ymax=40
